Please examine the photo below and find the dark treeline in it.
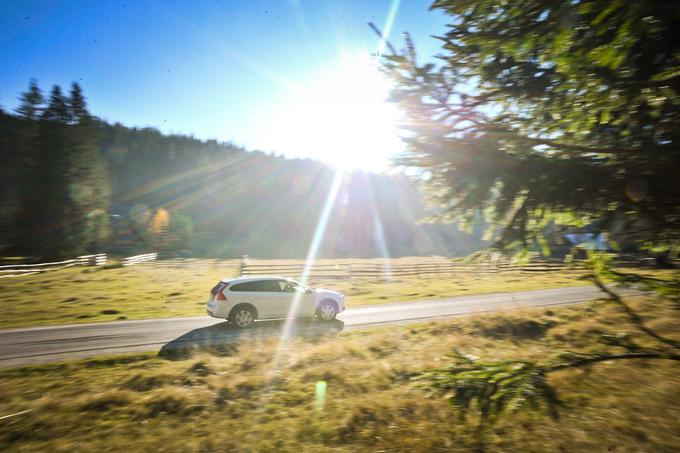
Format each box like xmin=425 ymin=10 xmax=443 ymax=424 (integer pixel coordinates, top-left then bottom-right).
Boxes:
xmin=0 ymin=81 xmax=110 ymax=259
xmin=0 ymin=81 xmax=484 ymax=260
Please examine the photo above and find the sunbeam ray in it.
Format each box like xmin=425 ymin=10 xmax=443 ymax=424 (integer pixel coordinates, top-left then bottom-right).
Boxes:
xmin=376 ymin=0 xmax=401 ymax=56
xmin=277 ymin=166 xmax=345 ymax=345
xmin=251 ymin=166 xmax=345 ymax=429
xmin=366 ymin=175 xmax=392 ymax=281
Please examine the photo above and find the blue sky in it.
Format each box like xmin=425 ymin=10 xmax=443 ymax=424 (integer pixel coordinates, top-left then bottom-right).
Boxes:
xmin=1 ymin=0 xmax=449 ymax=168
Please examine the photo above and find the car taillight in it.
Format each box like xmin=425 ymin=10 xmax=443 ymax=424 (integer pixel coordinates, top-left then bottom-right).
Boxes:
xmin=211 ymin=282 xmax=229 ymax=301
xmin=210 ymin=283 xmax=223 ymax=294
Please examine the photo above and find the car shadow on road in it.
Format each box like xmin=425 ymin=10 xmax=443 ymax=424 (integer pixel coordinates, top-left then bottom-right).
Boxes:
xmin=158 ymin=318 xmax=345 ymax=360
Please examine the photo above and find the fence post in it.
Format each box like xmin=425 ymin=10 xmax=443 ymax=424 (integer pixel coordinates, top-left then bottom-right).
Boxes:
xmin=380 ymin=261 xmax=389 ymax=282
xmin=240 ymin=255 xmax=249 ymax=276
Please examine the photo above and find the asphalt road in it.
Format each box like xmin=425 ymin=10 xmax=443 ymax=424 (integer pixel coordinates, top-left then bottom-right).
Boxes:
xmin=0 ymin=285 xmax=636 ymax=368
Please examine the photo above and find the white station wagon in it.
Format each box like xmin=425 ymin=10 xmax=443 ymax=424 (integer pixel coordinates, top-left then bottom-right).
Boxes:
xmin=207 ymin=276 xmax=345 ymax=328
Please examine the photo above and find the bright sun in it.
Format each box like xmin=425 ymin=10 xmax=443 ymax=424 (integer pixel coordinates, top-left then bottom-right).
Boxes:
xmin=269 ymin=54 xmax=402 ymax=171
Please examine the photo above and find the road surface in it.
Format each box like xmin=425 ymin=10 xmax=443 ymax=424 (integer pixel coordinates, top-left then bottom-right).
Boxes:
xmin=0 ymin=285 xmax=637 ymax=368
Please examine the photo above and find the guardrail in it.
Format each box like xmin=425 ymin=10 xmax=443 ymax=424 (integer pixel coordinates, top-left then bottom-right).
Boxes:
xmin=0 ymin=253 xmax=108 ymax=278
xmin=122 ymin=253 xmax=158 ymax=266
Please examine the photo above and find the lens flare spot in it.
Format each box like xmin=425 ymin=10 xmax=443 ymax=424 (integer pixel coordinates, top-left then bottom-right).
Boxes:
xmin=315 ymin=380 xmax=327 ymax=412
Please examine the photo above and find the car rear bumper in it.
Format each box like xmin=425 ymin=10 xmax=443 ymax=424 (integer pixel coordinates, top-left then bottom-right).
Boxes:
xmin=207 ymin=300 xmax=230 ymax=318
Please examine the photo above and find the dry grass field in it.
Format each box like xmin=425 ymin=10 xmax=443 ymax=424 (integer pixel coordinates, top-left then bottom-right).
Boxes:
xmin=0 ymin=257 xmax=601 ymax=328
xmin=0 ymin=295 xmax=678 ymax=451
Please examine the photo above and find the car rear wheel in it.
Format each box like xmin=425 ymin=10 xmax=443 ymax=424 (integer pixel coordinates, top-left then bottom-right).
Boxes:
xmin=230 ymin=306 xmax=256 ymax=328
xmin=317 ymin=301 xmax=338 ymax=322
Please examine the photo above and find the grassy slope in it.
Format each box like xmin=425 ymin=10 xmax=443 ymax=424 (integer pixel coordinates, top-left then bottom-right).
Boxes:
xmin=0 ymin=296 xmax=678 ymax=451
xmin=0 ymin=258 xmax=597 ymax=329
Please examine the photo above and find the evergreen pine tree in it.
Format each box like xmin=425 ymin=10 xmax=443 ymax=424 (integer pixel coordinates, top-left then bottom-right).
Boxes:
xmin=0 ymin=109 xmax=21 ymax=247
xmin=14 ymin=80 xmax=46 ymax=254
xmin=67 ymin=82 xmax=111 ymax=253
xmin=69 ymin=82 xmax=88 ymax=123
xmin=15 ymin=79 xmax=45 ymax=120
xmin=41 ymin=85 xmax=71 ymax=123
xmin=31 ymin=85 xmax=79 ymax=258
xmin=382 ymin=0 xmax=680 ymax=256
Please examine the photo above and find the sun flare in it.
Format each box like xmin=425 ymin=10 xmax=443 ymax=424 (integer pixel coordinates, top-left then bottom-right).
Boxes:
xmin=270 ymin=54 xmax=402 ymax=171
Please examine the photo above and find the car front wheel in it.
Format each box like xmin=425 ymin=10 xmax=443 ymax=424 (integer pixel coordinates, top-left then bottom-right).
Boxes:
xmin=316 ymin=301 xmax=338 ymax=322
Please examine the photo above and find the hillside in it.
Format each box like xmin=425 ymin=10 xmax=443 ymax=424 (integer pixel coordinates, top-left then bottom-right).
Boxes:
xmin=0 ymin=110 xmax=485 ymax=259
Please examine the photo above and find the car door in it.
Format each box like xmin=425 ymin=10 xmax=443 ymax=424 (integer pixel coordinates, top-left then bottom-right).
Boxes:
xmin=228 ymin=281 xmax=261 ymax=313
xmin=284 ymin=280 xmax=316 ymax=316
xmin=255 ymin=279 xmax=290 ymax=319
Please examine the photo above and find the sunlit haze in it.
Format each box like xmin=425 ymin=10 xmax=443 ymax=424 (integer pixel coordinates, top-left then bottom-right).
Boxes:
xmin=0 ymin=0 xmax=447 ymax=171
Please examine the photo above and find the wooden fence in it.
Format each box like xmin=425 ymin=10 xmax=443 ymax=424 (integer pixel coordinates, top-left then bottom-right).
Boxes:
xmin=154 ymin=258 xmax=241 ymax=273
xmin=0 ymin=254 xmax=107 ymax=278
xmin=239 ymin=257 xmax=588 ymax=280
xmin=122 ymin=253 xmax=158 ymax=266
xmin=0 ymin=251 xmax=159 ymax=277
xmin=2 ymin=252 xmax=665 ymax=280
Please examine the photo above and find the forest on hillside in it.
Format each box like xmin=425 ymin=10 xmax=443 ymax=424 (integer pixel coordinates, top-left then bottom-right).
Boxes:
xmin=0 ymin=81 xmax=485 ymax=260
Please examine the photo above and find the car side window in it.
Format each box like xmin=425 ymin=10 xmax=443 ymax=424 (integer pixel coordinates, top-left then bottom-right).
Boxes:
xmin=259 ymin=280 xmax=282 ymax=292
xmin=230 ymin=281 xmax=261 ymax=292
xmin=277 ymin=281 xmax=287 ymax=292
xmin=280 ymin=281 xmax=305 ymax=293
xmin=281 ymin=281 xmax=304 ymax=293
xmin=229 ymin=280 xmax=292 ymax=292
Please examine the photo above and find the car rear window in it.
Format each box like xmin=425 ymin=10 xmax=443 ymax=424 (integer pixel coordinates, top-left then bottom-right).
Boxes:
xmin=210 ymin=282 xmax=228 ymax=294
